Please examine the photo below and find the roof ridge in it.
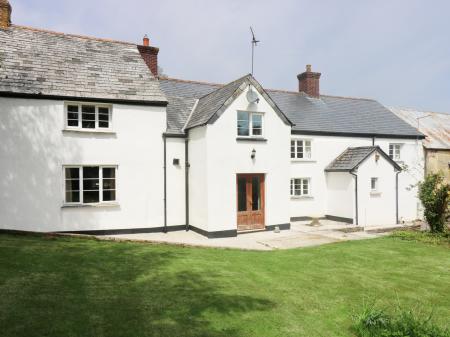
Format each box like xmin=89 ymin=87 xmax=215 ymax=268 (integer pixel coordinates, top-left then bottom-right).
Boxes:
xmin=11 ymin=24 xmax=138 ymax=46
xmin=162 ymin=77 xmax=224 ymax=87
xmin=320 ymin=94 xmax=376 ymax=102
xmin=390 ymin=106 xmax=450 ymax=116
xmin=195 ymin=74 xmax=251 ymax=101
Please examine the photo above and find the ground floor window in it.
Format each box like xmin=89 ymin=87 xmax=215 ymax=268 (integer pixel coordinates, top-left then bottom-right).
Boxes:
xmin=371 ymin=177 xmax=379 ymax=192
xmin=64 ymin=166 xmax=116 ymax=204
xmin=290 ymin=178 xmax=311 ymax=197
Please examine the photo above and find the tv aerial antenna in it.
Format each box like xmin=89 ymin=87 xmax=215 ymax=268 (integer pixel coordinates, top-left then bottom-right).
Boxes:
xmin=250 ymin=27 xmax=260 ymax=75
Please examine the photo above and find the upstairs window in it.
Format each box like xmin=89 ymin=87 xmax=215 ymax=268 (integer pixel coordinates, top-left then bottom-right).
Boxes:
xmin=64 ymin=166 xmax=116 ymax=204
xmin=66 ymin=104 xmax=112 ymax=130
xmin=389 ymin=144 xmax=402 ymax=161
xmin=290 ymin=178 xmax=311 ymax=197
xmin=237 ymin=111 xmax=264 ymax=137
xmin=291 ymin=139 xmax=312 ymax=159
xmin=371 ymin=177 xmax=379 ymax=192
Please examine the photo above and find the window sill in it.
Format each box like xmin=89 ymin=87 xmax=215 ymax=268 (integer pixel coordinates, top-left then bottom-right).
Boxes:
xmin=62 ymin=202 xmax=120 ymax=209
xmin=370 ymin=191 xmax=382 ymax=196
xmin=291 ymin=159 xmax=316 ymax=163
xmin=236 ymin=137 xmax=267 ymax=142
xmin=63 ymin=129 xmax=116 ymax=135
xmin=291 ymin=196 xmax=313 ymax=200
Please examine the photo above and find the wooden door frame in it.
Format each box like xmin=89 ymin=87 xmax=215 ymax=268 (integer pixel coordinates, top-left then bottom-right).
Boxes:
xmin=236 ymin=173 xmax=265 ymax=231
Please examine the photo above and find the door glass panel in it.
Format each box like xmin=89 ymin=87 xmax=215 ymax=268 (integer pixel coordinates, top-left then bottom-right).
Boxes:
xmin=237 ymin=176 xmax=247 ymax=212
xmin=252 ymin=176 xmax=260 ymax=211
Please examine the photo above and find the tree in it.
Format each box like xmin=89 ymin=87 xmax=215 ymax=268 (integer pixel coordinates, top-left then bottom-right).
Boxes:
xmin=418 ymin=173 xmax=450 ymax=233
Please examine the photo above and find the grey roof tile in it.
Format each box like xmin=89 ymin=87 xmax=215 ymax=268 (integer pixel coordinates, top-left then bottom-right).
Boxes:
xmin=325 ymin=146 xmax=401 ymax=171
xmin=0 ymin=25 xmax=166 ymax=103
xmin=159 ymin=77 xmax=423 ymax=138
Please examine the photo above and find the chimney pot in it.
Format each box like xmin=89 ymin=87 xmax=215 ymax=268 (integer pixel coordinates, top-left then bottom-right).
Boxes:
xmin=297 ymin=64 xmax=321 ymax=98
xmin=0 ymin=0 xmax=12 ymax=29
xmin=143 ymin=34 xmax=150 ymax=47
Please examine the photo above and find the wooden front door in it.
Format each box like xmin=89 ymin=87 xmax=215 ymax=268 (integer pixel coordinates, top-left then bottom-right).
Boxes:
xmin=236 ymin=174 xmax=265 ymax=232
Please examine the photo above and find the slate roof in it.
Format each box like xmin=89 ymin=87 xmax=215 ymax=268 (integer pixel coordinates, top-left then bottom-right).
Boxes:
xmin=159 ymin=77 xmax=423 ymax=138
xmin=390 ymin=107 xmax=450 ymax=149
xmin=0 ymin=25 xmax=166 ymax=103
xmin=325 ymin=146 xmax=401 ymax=172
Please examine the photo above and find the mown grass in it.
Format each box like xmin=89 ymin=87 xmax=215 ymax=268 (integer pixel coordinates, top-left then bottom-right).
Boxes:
xmin=0 ymin=233 xmax=449 ymax=337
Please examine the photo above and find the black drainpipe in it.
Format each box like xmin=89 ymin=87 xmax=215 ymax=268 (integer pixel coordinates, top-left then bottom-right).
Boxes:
xmin=185 ymin=134 xmax=190 ymax=231
xmin=396 ymin=171 xmax=400 ymax=224
xmin=350 ymin=171 xmax=358 ymax=226
xmin=163 ymin=134 xmax=167 ymax=233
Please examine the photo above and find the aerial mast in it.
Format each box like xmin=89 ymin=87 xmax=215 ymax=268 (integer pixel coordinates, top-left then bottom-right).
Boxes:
xmin=250 ymin=27 xmax=260 ymax=75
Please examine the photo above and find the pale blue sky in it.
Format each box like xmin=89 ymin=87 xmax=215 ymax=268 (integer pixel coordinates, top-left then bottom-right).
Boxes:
xmin=11 ymin=0 xmax=450 ymax=112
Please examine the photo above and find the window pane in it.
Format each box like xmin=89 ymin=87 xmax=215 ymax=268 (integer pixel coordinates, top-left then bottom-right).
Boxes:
xmin=103 ymin=190 xmax=116 ymax=202
xmin=237 ymin=177 xmax=247 ymax=212
xmin=65 ymin=179 xmax=80 ymax=191
xmin=83 ymin=191 xmax=99 ymax=203
xmin=302 ymin=180 xmax=309 ymax=195
xmin=98 ymin=107 xmax=109 ymax=128
xmin=67 ymin=106 xmax=79 ymax=127
xmin=83 ymin=179 xmax=100 ymax=191
xmin=103 ymin=178 xmax=116 ymax=190
xmin=82 ymin=105 xmax=96 ymax=129
xmin=291 ymin=141 xmax=296 ymax=159
xmin=297 ymin=141 xmax=304 ymax=158
xmin=305 ymin=141 xmax=312 ymax=158
xmin=65 ymin=191 xmax=80 ymax=203
xmin=294 ymin=179 xmax=301 ymax=195
xmin=252 ymin=114 xmax=262 ymax=136
xmin=389 ymin=145 xmax=394 ymax=158
xmin=65 ymin=167 xmax=79 ymax=179
xmin=237 ymin=111 xmax=249 ymax=136
xmin=290 ymin=179 xmax=293 ymax=195
xmin=102 ymin=167 xmax=115 ymax=179
xmin=252 ymin=176 xmax=260 ymax=211
xmin=83 ymin=167 xmax=99 ymax=179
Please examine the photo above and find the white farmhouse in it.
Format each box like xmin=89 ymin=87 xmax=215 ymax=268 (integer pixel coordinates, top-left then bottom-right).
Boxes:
xmin=0 ymin=1 xmax=425 ymax=238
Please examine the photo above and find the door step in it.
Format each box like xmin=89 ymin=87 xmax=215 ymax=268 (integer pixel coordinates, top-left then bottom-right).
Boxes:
xmin=237 ymin=228 xmax=266 ymax=235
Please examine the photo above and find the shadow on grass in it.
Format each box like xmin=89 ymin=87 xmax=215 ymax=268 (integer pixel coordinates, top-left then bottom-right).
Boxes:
xmin=0 ymin=236 xmax=275 ymax=337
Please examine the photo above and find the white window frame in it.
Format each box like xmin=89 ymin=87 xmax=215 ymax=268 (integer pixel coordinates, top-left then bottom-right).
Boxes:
xmin=63 ymin=165 xmax=117 ymax=205
xmin=290 ymin=178 xmax=312 ymax=197
xmin=291 ymin=139 xmax=312 ymax=160
xmin=65 ymin=103 xmax=113 ymax=131
xmin=370 ymin=177 xmax=379 ymax=192
xmin=389 ymin=143 xmax=402 ymax=161
xmin=237 ymin=110 xmax=264 ymax=138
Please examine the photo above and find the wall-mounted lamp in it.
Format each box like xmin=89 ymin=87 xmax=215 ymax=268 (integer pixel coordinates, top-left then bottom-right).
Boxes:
xmin=173 ymin=158 xmax=180 ymax=166
xmin=251 ymin=149 xmax=256 ymax=159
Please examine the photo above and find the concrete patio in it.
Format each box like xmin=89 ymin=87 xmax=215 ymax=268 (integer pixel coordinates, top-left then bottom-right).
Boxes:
xmin=101 ymin=220 xmax=419 ymax=251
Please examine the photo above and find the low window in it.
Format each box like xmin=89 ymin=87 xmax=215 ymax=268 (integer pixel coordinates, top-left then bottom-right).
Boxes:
xmin=290 ymin=178 xmax=311 ymax=197
xmin=291 ymin=139 xmax=312 ymax=159
xmin=389 ymin=144 xmax=402 ymax=161
xmin=64 ymin=166 xmax=116 ymax=204
xmin=371 ymin=177 xmax=378 ymax=192
xmin=66 ymin=104 xmax=112 ymax=130
xmin=237 ymin=111 xmax=263 ymax=137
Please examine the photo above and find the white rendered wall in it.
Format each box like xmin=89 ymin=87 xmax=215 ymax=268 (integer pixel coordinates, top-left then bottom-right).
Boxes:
xmin=204 ymin=85 xmax=291 ymax=232
xmin=0 ymin=97 xmax=167 ymax=232
xmin=290 ymin=135 xmax=423 ymax=222
xmin=166 ymin=138 xmax=186 ymax=227
xmin=356 ymin=152 xmax=397 ymax=226
xmin=325 ymin=172 xmax=355 ymax=220
xmin=187 ymin=126 xmax=208 ymax=231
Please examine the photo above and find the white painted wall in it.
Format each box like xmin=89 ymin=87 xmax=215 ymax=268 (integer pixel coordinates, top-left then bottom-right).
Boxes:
xmin=290 ymin=135 xmax=423 ymax=223
xmin=187 ymin=126 xmax=208 ymax=231
xmin=203 ymin=85 xmax=291 ymax=232
xmin=166 ymin=138 xmax=186 ymax=227
xmin=326 ymin=172 xmax=355 ymax=220
xmin=356 ymin=152 xmax=397 ymax=226
xmin=0 ymin=97 xmax=167 ymax=232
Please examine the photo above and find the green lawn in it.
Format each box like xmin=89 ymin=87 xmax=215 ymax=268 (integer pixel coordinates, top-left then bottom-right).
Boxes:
xmin=0 ymin=233 xmax=449 ymax=337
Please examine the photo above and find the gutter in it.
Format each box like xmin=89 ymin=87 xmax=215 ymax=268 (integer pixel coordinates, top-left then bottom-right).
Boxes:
xmin=185 ymin=133 xmax=190 ymax=231
xmin=350 ymin=171 xmax=358 ymax=226
xmin=163 ymin=134 xmax=167 ymax=233
xmin=396 ymin=170 xmax=400 ymax=224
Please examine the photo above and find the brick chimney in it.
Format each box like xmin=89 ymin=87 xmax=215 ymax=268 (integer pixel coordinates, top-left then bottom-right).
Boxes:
xmin=138 ymin=35 xmax=159 ymax=77
xmin=0 ymin=0 xmax=12 ymax=29
xmin=297 ymin=64 xmax=321 ymax=97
